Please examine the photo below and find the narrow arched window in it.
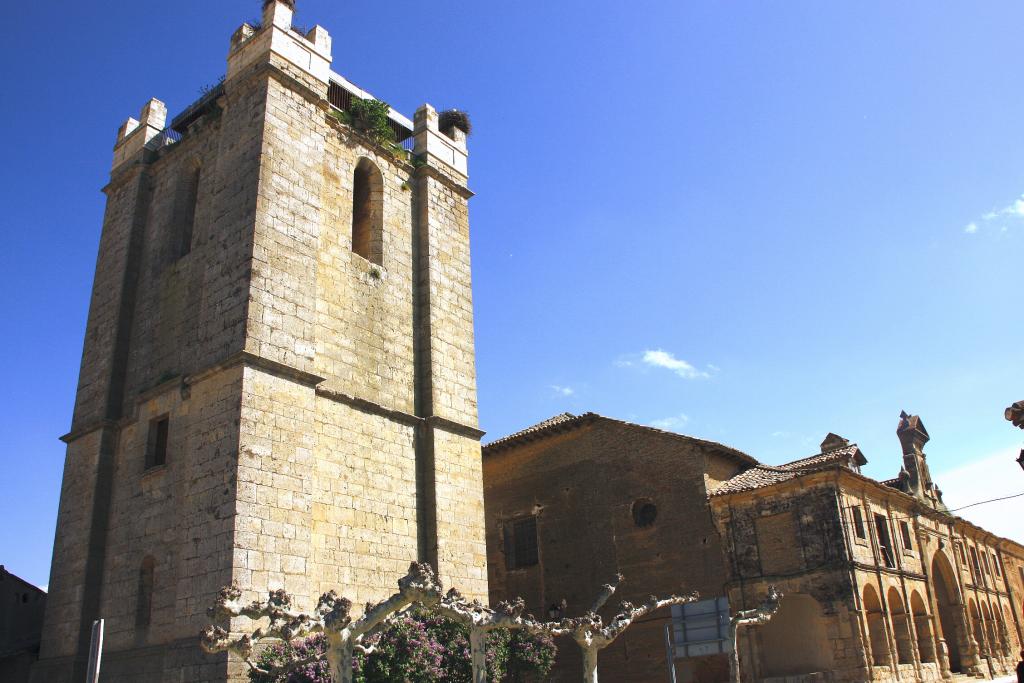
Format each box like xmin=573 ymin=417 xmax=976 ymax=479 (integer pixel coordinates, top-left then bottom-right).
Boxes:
xmin=175 ymin=164 xmax=201 ymax=259
xmin=351 ymin=158 xmax=384 ymax=265
xmin=135 ymin=556 xmax=155 ymax=629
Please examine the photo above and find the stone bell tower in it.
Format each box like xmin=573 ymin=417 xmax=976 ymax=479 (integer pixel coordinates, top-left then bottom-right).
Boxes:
xmin=32 ymin=2 xmax=487 ymax=680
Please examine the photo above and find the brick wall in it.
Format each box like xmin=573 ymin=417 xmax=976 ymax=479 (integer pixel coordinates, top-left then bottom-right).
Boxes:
xmin=484 ymin=419 xmax=748 ymax=683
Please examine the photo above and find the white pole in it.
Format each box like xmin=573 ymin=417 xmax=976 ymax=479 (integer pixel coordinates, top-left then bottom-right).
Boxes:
xmin=86 ymin=619 xmax=104 ymax=683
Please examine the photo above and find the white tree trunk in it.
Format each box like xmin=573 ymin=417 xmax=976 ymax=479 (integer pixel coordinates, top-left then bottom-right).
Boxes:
xmin=470 ymin=628 xmax=488 ymax=683
xmin=582 ymin=647 xmax=599 ymax=683
xmin=730 ymin=623 xmax=741 ymax=683
xmin=327 ymin=635 xmax=354 ymax=683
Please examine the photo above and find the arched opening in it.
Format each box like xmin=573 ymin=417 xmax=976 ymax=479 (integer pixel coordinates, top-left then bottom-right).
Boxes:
xmin=968 ymin=599 xmax=986 ymax=656
xmin=863 ymin=585 xmax=891 ymax=667
xmin=135 ymin=556 xmax=155 ymax=630
xmin=351 ymin=158 xmax=384 ymax=265
xmin=759 ymin=593 xmax=835 ymax=677
xmin=888 ymin=587 xmax=915 ymax=665
xmin=931 ymin=552 xmax=964 ymax=672
xmin=911 ymin=591 xmax=936 ymax=664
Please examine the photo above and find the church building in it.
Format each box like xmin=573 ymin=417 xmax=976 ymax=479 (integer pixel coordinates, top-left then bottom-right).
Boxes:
xmin=483 ymin=412 xmax=1024 ymax=683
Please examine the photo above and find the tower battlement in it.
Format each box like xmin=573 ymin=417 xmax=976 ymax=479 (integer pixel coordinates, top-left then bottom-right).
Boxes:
xmin=34 ymin=2 xmax=486 ymax=681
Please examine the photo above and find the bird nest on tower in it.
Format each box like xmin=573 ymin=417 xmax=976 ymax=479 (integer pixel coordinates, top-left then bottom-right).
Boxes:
xmin=264 ymin=0 xmax=296 ymax=9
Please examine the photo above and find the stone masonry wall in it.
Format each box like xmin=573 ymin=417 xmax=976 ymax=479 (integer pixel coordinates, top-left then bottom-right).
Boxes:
xmin=36 ymin=7 xmax=489 ymax=680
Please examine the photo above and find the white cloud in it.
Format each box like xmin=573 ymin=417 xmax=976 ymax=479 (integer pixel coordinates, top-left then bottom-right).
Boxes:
xmin=642 ymin=349 xmax=711 ymax=380
xmin=650 ymin=413 xmax=690 ymax=433
xmin=934 ymin=446 xmax=1024 ymax=543
xmin=968 ymin=194 xmax=1024 ymax=235
xmin=550 ymin=385 xmax=574 ymax=397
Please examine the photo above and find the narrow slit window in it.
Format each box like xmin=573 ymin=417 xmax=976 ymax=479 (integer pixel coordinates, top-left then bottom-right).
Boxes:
xmin=874 ymin=514 xmax=895 ymax=568
xmin=969 ymin=547 xmax=982 ymax=581
xmin=136 ymin=557 xmax=155 ymax=629
xmin=899 ymin=521 xmax=913 ymax=550
xmin=146 ymin=416 xmax=169 ymax=470
xmin=177 ymin=165 xmax=201 ymax=258
xmin=852 ymin=507 xmax=866 ymax=539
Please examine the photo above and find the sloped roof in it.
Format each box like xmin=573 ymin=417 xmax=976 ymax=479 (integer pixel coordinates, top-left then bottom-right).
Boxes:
xmin=779 ymin=444 xmax=866 ymax=471
xmin=483 ymin=412 xmax=758 ymax=466
xmin=711 ymin=465 xmax=802 ymax=496
xmin=484 ymin=412 xmax=596 ymax=452
xmin=711 ymin=441 xmax=865 ymax=496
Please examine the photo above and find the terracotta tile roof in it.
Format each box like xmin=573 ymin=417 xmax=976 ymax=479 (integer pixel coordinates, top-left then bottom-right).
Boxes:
xmin=483 ymin=412 xmax=591 ymax=451
xmin=483 ymin=412 xmax=759 ymax=466
xmin=779 ymin=444 xmax=864 ymax=471
xmin=711 ymin=443 xmax=866 ymax=496
xmin=710 ymin=465 xmax=802 ymax=496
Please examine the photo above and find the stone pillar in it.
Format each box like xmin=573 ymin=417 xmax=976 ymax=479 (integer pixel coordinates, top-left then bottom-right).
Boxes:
xmin=852 ymin=609 xmax=876 ymax=680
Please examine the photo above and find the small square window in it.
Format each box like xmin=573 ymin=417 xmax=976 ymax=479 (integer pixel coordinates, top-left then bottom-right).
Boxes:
xmin=504 ymin=516 xmax=538 ymax=570
xmin=146 ymin=417 xmax=169 ymax=470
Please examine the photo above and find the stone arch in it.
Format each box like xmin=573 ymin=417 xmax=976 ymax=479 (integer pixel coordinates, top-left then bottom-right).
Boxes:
xmin=759 ymin=593 xmax=835 ymax=677
xmin=888 ymin=587 xmax=915 ymax=665
xmin=931 ymin=551 xmax=964 ymax=672
xmin=864 ymin=585 xmax=891 ymax=667
xmin=911 ymin=591 xmax=936 ymax=663
xmin=351 ymin=157 xmax=384 ymax=265
xmin=135 ymin=556 xmax=156 ymax=630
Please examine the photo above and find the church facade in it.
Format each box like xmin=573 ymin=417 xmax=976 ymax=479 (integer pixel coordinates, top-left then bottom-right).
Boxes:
xmin=32 ymin=2 xmax=487 ymax=681
xmin=483 ymin=412 xmax=1024 ymax=683
xmin=710 ymin=413 xmax=1024 ymax=682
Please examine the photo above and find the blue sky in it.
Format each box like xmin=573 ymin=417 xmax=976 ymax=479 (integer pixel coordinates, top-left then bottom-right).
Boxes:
xmin=1 ymin=1 xmax=1022 ymax=588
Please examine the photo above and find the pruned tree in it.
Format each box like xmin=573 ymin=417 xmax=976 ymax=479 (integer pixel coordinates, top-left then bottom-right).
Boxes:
xmin=202 ymin=562 xmax=443 ymax=683
xmin=728 ymin=587 xmax=783 ymax=683
xmin=433 ymin=591 xmax=548 ymax=683
xmin=202 ymin=564 xmax=698 ymax=683
xmin=542 ymin=575 xmax=699 ymax=683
